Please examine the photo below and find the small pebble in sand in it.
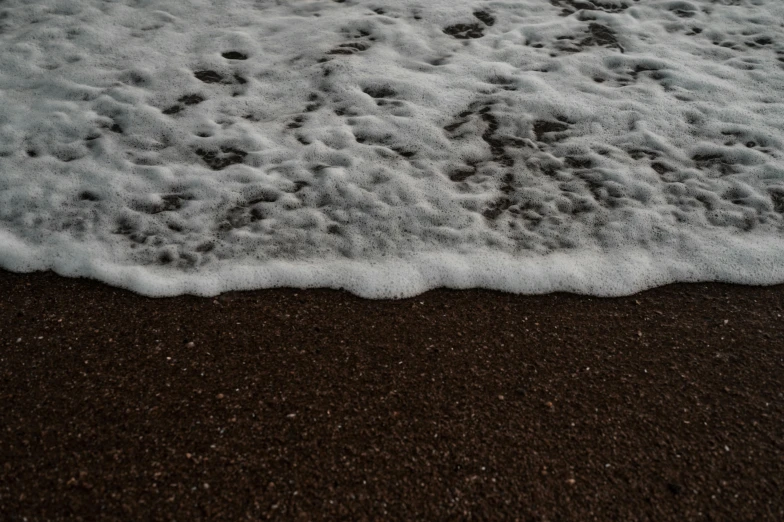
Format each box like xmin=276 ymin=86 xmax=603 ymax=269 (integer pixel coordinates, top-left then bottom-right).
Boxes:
xmin=186 ymin=341 xmax=195 ymax=348
xmin=216 ymin=393 xmax=225 ymax=399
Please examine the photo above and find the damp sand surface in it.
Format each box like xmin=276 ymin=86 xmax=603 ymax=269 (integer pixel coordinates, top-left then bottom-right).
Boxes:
xmin=1 ymin=270 xmax=782 ymax=520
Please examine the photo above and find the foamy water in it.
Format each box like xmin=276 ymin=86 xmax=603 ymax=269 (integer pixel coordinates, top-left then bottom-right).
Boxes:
xmin=1 ymin=0 xmax=783 ymax=298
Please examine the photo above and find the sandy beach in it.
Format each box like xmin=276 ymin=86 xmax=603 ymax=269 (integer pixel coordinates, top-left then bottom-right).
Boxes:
xmin=1 ymin=270 xmax=782 ymax=520
xmin=2 ymin=1 xmax=784 ymax=519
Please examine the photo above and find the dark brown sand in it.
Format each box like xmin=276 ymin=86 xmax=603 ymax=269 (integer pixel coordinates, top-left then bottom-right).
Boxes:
xmin=1 ymin=270 xmax=782 ymax=520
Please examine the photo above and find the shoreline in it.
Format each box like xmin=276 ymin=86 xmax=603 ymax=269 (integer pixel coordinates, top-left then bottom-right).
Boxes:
xmin=1 ymin=270 xmax=782 ymax=520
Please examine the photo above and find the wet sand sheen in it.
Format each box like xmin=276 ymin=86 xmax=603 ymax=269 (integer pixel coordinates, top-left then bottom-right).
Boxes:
xmin=1 ymin=270 xmax=782 ymax=520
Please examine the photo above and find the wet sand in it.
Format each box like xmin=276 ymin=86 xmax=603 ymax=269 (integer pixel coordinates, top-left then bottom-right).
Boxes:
xmin=1 ymin=270 xmax=782 ymax=520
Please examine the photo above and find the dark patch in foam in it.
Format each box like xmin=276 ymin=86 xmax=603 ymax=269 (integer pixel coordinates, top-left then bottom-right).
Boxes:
xmin=443 ymin=23 xmax=485 ymax=40
xmin=179 ymin=94 xmax=204 ymax=106
xmin=555 ymin=23 xmax=623 ymax=53
xmin=693 ymin=153 xmax=734 ymax=175
xmin=443 ymin=105 xmax=529 ymax=177
xmin=770 ymin=191 xmax=784 ymax=214
xmin=290 ymin=181 xmax=309 ymax=193
xmin=195 ymin=242 xmax=214 ymax=253
xmin=483 ymin=174 xmax=516 ymax=220
xmin=247 ymin=191 xmax=280 ymax=205
xmin=473 ymin=11 xmax=495 ymax=27
xmin=221 ymin=192 xmax=281 ymax=230
xmin=222 ymin=51 xmax=248 ymax=60
xmin=119 ymin=70 xmax=150 ymax=87
xmin=480 ymin=107 xmax=514 ymax=167
xmin=651 ymin=162 xmax=674 ymax=175
xmin=449 ymin=166 xmax=477 ymax=182
xmin=159 ymin=194 xmax=188 ymax=212
xmin=487 ymin=76 xmax=517 ymax=91
xmin=328 ymin=42 xmax=370 ymax=55
xmin=287 ymin=115 xmax=305 ymax=129
xmin=668 ymin=1 xmax=697 ymax=18
xmin=158 ymin=251 xmax=174 ymax=264
xmin=444 ymin=121 xmax=465 ymax=132
xmin=391 ymin=147 xmax=415 ymax=159
xmin=195 ymin=146 xmax=248 ymax=170
xmin=628 ymin=149 xmax=659 ymax=160
xmin=550 ymin=0 xmax=629 ymax=17
xmin=564 ymin=156 xmax=593 ymax=169
xmin=194 ymin=70 xmax=223 ymax=83
xmin=113 ymin=218 xmax=136 ymax=237
xmin=79 ymin=191 xmax=100 ymax=201
xmin=363 ymin=86 xmax=396 ymax=99
xmin=582 ymin=23 xmax=622 ymax=51
xmin=533 ymin=120 xmax=569 ymax=142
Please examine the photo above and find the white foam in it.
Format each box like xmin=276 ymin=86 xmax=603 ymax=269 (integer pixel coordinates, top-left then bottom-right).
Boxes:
xmin=1 ymin=0 xmax=783 ymax=298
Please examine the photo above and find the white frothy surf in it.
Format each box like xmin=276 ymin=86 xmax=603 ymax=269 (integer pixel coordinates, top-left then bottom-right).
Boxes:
xmin=1 ymin=0 xmax=783 ymax=298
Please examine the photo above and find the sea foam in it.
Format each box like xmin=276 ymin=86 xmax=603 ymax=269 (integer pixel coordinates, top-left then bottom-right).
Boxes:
xmin=1 ymin=0 xmax=783 ymax=298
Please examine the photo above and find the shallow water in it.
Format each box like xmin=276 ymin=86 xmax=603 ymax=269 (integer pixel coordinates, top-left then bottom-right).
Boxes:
xmin=1 ymin=0 xmax=783 ymax=297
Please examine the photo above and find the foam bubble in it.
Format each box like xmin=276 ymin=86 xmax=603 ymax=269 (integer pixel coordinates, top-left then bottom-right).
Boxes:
xmin=1 ymin=0 xmax=784 ymax=298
